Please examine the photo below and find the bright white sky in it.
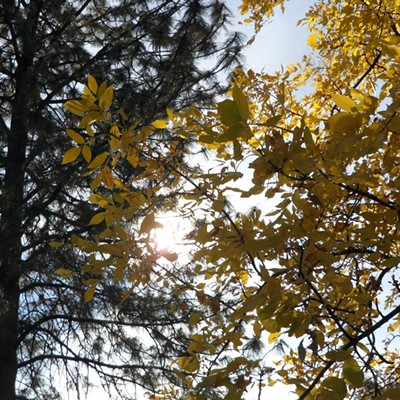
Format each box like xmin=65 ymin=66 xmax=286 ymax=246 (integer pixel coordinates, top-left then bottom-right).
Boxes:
xmin=227 ymin=0 xmax=311 ymax=72
xmin=85 ymin=2 xmax=311 ymax=399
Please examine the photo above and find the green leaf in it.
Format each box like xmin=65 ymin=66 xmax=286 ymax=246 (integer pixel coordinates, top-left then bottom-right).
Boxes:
xmin=233 ymin=85 xmax=250 ymax=121
xmin=326 ymin=349 xmax=351 ymax=361
xmin=217 ymin=99 xmax=241 ymax=127
xmin=317 ymin=377 xmax=347 ymax=400
xmin=343 ymin=357 xmax=364 ymax=387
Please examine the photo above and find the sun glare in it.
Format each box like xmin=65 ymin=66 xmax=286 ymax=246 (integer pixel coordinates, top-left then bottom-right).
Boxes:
xmin=153 ymin=224 xmax=176 ymax=250
xmin=152 ymin=213 xmax=188 ymax=251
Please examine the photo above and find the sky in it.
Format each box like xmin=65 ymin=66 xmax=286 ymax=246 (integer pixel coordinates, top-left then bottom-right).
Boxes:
xmin=227 ymin=0 xmax=311 ymax=72
xmin=214 ymin=0 xmax=312 ymax=220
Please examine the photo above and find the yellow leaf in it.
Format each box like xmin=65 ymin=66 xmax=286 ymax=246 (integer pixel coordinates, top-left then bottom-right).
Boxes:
xmin=268 ymin=331 xmax=280 ymax=344
xmin=66 ymin=129 xmax=85 ymax=144
xmin=82 ymin=145 xmax=92 ymax=163
xmin=331 ymin=93 xmax=358 ymax=112
xmin=84 ymin=286 xmax=96 ymax=303
xmin=178 ymin=356 xmax=200 ymax=373
xmin=99 ymin=86 xmax=113 ymax=110
xmin=101 ymin=166 xmax=114 ymax=189
xmin=110 ymin=124 xmax=121 ymax=138
xmin=218 ymin=99 xmax=241 ymax=127
xmin=380 ymin=389 xmax=400 ymax=399
xmin=253 ymin=320 xmax=263 ymax=338
xmin=62 ymin=147 xmax=81 ymax=164
xmin=152 ymin=119 xmax=168 ymax=129
xmin=83 ymin=85 xmax=96 ymax=102
xmin=88 ymin=151 xmax=108 ymax=170
xmin=189 ymin=312 xmax=202 ymax=326
xmin=49 ymin=241 xmax=63 ymax=248
xmin=233 ymin=85 xmax=250 ymax=121
xmin=64 ymin=100 xmax=87 ymax=116
xmin=97 ymin=81 xmax=107 ymax=98
xmin=84 ymin=278 xmax=100 ymax=286
xmin=90 ymin=172 xmax=102 ymax=190
xmin=307 ymin=33 xmax=319 ymax=49
xmin=166 ymin=108 xmax=175 ymax=122
xmin=329 ymin=112 xmax=361 ymax=134
xmin=119 ymin=108 xmax=128 ymax=121
xmin=188 ymin=341 xmax=207 ymax=354
xmin=237 ymin=270 xmax=249 ymax=285
xmin=87 ymin=74 xmax=98 ymax=94
xmin=343 ymin=357 xmax=364 ymax=387
xmin=55 ymin=268 xmax=74 ymax=278
xmin=90 ymin=212 xmax=106 ymax=225
xmin=140 ymin=213 xmax=162 ymax=234
xmin=159 ymin=249 xmax=178 ymax=262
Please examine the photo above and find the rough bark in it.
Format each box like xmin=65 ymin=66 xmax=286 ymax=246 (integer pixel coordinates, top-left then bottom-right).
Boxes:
xmin=0 ymin=3 xmax=36 ymax=396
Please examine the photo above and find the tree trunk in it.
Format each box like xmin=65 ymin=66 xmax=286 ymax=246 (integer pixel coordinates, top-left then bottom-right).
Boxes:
xmin=0 ymin=280 xmax=20 ymax=400
xmin=0 ymin=52 xmax=33 ymax=400
xmin=0 ymin=128 xmax=24 ymax=399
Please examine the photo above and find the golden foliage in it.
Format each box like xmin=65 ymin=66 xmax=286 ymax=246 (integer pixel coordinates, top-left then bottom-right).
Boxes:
xmin=61 ymin=0 xmax=400 ymax=398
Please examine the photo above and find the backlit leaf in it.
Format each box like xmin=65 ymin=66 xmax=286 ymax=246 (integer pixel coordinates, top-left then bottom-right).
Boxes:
xmin=84 ymin=286 xmax=96 ymax=303
xmin=89 ymin=212 xmax=106 ymax=225
xmin=343 ymin=357 xmax=364 ymax=387
xmin=331 ymin=93 xmax=357 ymax=112
xmin=64 ymin=100 xmax=87 ymax=116
xmin=66 ymin=129 xmax=85 ymax=144
xmin=62 ymin=147 xmax=80 ymax=164
xmin=233 ymin=85 xmax=250 ymax=121
xmin=87 ymin=74 xmax=98 ymax=94
xmin=152 ymin=119 xmax=168 ymax=129
xmin=217 ymin=99 xmax=241 ymax=126
xmin=101 ymin=166 xmax=114 ymax=189
xmin=99 ymin=86 xmax=113 ymax=110
xmin=88 ymin=152 xmax=108 ymax=170
xmin=329 ymin=112 xmax=361 ymax=134
xmin=82 ymin=145 xmax=92 ymax=163
xmin=307 ymin=32 xmax=318 ymax=49
xmin=55 ymin=268 xmax=74 ymax=278
xmin=178 ymin=356 xmax=199 ymax=373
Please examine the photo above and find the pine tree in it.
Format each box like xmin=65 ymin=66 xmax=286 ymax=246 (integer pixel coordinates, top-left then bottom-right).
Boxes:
xmin=0 ymin=1 xmax=243 ymax=398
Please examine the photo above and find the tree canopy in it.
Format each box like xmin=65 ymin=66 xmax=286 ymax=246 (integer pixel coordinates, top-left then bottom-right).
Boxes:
xmin=65 ymin=0 xmax=400 ymax=399
xmin=0 ymin=1 xmax=244 ymax=399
